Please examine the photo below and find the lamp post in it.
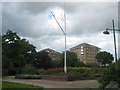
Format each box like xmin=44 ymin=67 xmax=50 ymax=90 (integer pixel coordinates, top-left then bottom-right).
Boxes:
xmin=51 ymin=11 xmax=67 ymax=73
xmin=103 ymin=19 xmax=120 ymax=62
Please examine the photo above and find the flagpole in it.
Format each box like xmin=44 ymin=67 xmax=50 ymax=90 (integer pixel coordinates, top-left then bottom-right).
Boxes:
xmin=64 ymin=1 xmax=67 ymax=73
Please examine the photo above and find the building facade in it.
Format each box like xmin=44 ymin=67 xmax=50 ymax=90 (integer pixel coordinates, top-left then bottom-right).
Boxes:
xmin=39 ymin=48 xmax=61 ymax=61
xmin=70 ymin=43 xmax=100 ymax=64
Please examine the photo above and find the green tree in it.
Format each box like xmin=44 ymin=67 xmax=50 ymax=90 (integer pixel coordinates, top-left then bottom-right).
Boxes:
xmin=34 ymin=51 xmax=52 ymax=70
xmin=98 ymin=61 xmax=120 ymax=88
xmin=52 ymin=60 xmax=62 ymax=68
xmin=96 ymin=51 xmax=114 ymax=67
xmin=2 ymin=30 xmax=36 ymax=75
xmin=60 ymin=51 xmax=79 ymax=67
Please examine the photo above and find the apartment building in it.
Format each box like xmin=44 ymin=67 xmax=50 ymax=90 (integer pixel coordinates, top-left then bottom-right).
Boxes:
xmin=70 ymin=43 xmax=100 ymax=64
xmin=39 ymin=48 xmax=61 ymax=61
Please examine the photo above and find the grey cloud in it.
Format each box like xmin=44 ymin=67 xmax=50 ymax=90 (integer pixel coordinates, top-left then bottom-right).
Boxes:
xmin=15 ymin=2 xmax=83 ymax=15
xmin=2 ymin=2 xmax=65 ymax=38
xmin=2 ymin=2 xmax=118 ymax=54
xmin=17 ymin=2 xmax=64 ymax=15
xmin=66 ymin=2 xmax=118 ymax=36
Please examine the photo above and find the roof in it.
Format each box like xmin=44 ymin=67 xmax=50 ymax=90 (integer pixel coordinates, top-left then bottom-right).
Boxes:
xmin=70 ymin=43 xmax=101 ymax=50
xmin=38 ymin=48 xmax=61 ymax=54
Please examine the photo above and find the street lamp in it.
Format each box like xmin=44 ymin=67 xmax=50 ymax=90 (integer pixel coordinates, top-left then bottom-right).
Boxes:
xmin=103 ymin=28 xmax=110 ymax=34
xmin=51 ymin=11 xmax=67 ymax=73
xmin=103 ymin=20 xmax=120 ymax=62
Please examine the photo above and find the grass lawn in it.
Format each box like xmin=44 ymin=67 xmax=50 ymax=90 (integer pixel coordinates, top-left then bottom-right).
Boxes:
xmin=2 ymin=81 xmax=43 ymax=89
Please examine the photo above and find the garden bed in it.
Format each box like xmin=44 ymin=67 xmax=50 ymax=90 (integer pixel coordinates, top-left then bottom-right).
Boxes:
xmin=15 ymin=67 xmax=103 ymax=81
xmin=41 ymin=75 xmax=100 ymax=81
xmin=15 ymin=75 xmax=100 ymax=81
xmin=15 ymin=75 xmax=42 ymax=79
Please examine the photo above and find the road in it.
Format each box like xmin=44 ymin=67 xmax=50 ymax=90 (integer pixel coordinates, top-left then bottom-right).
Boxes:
xmin=2 ymin=76 xmax=99 ymax=88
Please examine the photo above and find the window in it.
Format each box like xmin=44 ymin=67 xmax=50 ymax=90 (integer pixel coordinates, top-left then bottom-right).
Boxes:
xmin=81 ymin=51 xmax=84 ymax=55
xmin=47 ymin=50 xmax=49 ymax=52
xmin=81 ymin=49 xmax=84 ymax=51
xmin=81 ymin=46 xmax=83 ymax=49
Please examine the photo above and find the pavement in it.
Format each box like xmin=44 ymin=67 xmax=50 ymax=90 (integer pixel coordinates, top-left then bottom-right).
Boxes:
xmin=2 ymin=76 xmax=99 ymax=88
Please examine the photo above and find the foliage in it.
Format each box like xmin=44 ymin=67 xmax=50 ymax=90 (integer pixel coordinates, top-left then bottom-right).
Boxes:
xmin=86 ymin=63 xmax=100 ymax=67
xmin=21 ymin=64 xmax=36 ymax=74
xmin=106 ymin=81 xmax=119 ymax=88
xmin=96 ymin=51 xmax=114 ymax=67
xmin=91 ymin=67 xmax=105 ymax=77
xmin=36 ymin=68 xmax=64 ymax=76
xmin=2 ymin=30 xmax=36 ymax=75
xmin=75 ymin=61 xmax=87 ymax=67
xmin=16 ymin=67 xmax=104 ymax=79
xmin=51 ymin=60 xmax=62 ymax=68
xmin=7 ymin=65 xmax=17 ymax=75
xmin=34 ymin=51 xmax=52 ymax=70
xmin=36 ymin=69 xmax=46 ymax=75
xmin=35 ymin=67 xmax=104 ymax=77
xmin=67 ymin=67 xmax=93 ymax=77
xmin=2 ymin=81 xmax=43 ymax=89
xmin=60 ymin=51 xmax=79 ymax=67
xmin=98 ymin=61 xmax=120 ymax=88
xmin=45 ymin=68 xmax=64 ymax=75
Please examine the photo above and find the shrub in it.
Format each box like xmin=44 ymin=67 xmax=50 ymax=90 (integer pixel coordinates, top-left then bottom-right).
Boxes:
xmin=7 ymin=66 xmax=17 ymax=75
xmin=45 ymin=68 xmax=64 ymax=75
xmin=51 ymin=60 xmax=61 ymax=68
xmin=36 ymin=69 xmax=46 ymax=75
xmin=21 ymin=64 xmax=36 ymax=74
xmin=67 ymin=67 xmax=93 ymax=77
xmin=91 ymin=67 xmax=105 ymax=77
xmin=86 ymin=63 xmax=100 ymax=67
xmin=75 ymin=61 xmax=87 ymax=67
xmin=98 ymin=61 xmax=120 ymax=88
xmin=106 ymin=81 xmax=118 ymax=88
xmin=2 ymin=68 xmax=8 ymax=76
xmin=34 ymin=67 xmax=104 ymax=77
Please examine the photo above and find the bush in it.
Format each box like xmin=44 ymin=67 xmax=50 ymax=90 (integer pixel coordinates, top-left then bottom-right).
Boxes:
xmin=91 ymin=67 xmax=105 ymax=77
xmin=36 ymin=68 xmax=64 ymax=76
xmin=51 ymin=60 xmax=62 ymax=68
xmin=106 ymin=81 xmax=118 ymax=88
xmin=36 ymin=69 xmax=46 ymax=75
xmin=98 ymin=61 xmax=120 ymax=88
xmin=75 ymin=61 xmax=87 ymax=67
xmin=2 ymin=68 xmax=8 ymax=76
xmin=7 ymin=66 xmax=17 ymax=75
xmin=67 ymin=67 xmax=93 ymax=77
xmin=35 ymin=67 xmax=104 ymax=77
xmin=21 ymin=64 xmax=36 ymax=74
xmin=86 ymin=63 xmax=100 ymax=67
xmin=45 ymin=68 xmax=64 ymax=75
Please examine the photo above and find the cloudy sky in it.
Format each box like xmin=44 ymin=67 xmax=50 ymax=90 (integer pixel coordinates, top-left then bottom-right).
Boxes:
xmin=2 ymin=1 xmax=120 ymax=59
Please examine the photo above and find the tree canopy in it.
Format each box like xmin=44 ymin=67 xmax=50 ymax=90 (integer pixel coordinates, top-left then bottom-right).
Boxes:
xmin=99 ymin=61 xmax=120 ymax=88
xmin=60 ymin=51 xmax=79 ymax=67
xmin=96 ymin=51 xmax=114 ymax=67
xmin=34 ymin=51 xmax=52 ymax=70
xmin=2 ymin=30 xmax=36 ymax=75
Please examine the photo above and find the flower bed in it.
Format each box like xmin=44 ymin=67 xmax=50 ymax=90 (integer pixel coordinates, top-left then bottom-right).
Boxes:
xmin=15 ymin=74 xmax=42 ymax=79
xmin=15 ymin=67 xmax=104 ymax=81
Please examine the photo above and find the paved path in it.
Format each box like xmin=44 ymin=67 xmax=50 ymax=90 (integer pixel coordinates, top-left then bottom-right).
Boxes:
xmin=2 ymin=76 xmax=99 ymax=88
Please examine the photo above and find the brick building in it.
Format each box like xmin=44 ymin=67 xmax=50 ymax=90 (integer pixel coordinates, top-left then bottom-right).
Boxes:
xmin=39 ymin=48 xmax=61 ymax=61
xmin=70 ymin=43 xmax=100 ymax=64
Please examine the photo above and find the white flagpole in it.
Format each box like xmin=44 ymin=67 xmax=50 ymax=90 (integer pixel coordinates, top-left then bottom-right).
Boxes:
xmin=64 ymin=1 xmax=67 ymax=73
